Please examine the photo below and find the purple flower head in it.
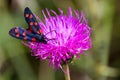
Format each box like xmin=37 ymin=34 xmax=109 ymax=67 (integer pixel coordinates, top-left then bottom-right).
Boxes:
xmin=25 ymin=7 xmax=92 ymax=69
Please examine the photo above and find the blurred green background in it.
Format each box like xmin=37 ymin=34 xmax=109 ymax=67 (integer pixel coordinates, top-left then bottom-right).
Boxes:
xmin=0 ymin=0 xmax=120 ymax=80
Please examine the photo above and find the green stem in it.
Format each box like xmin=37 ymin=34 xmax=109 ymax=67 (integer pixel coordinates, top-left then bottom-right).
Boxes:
xmin=62 ymin=64 xmax=71 ymax=80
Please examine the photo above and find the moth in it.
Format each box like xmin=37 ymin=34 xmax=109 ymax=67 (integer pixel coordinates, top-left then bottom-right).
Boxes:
xmin=9 ymin=7 xmax=47 ymax=43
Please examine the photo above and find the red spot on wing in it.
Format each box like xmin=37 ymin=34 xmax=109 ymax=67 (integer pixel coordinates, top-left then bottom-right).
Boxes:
xmin=16 ymin=34 xmax=20 ymax=37
xmin=29 ymin=14 xmax=33 ymax=19
xmin=30 ymin=22 xmax=33 ymax=26
xmin=37 ymin=29 xmax=42 ymax=34
xmin=25 ymin=14 xmax=29 ymax=18
xmin=15 ymin=29 xmax=19 ymax=33
xmin=22 ymin=32 xmax=26 ymax=36
xmin=24 ymin=37 xmax=27 ymax=40
xmin=27 ymin=28 xmax=33 ymax=32
xmin=34 ymin=22 xmax=38 ymax=26
xmin=32 ymin=38 xmax=36 ymax=42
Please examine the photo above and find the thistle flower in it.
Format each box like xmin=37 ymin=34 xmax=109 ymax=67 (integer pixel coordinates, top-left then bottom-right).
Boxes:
xmin=25 ymin=7 xmax=91 ymax=69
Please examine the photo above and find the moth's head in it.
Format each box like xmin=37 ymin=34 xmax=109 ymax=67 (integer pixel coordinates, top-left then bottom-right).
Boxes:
xmin=36 ymin=34 xmax=47 ymax=44
xmin=42 ymin=35 xmax=47 ymax=44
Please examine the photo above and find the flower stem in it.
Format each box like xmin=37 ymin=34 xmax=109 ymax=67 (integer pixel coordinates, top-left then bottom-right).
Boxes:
xmin=62 ymin=64 xmax=71 ymax=80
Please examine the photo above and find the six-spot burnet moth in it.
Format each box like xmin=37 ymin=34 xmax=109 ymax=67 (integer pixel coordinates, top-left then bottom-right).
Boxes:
xmin=9 ymin=7 xmax=47 ymax=43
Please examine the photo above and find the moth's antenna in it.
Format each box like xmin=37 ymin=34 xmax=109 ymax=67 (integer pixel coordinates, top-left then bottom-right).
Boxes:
xmin=45 ymin=30 xmax=57 ymax=36
xmin=44 ymin=30 xmax=57 ymax=43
